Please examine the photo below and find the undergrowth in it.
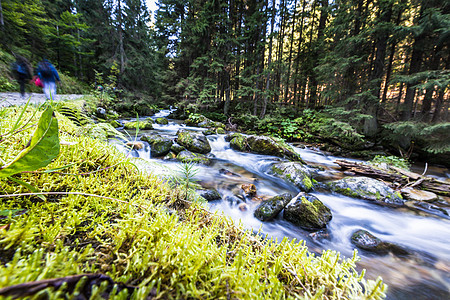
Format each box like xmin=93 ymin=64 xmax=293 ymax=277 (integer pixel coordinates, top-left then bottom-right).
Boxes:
xmin=0 ymin=105 xmax=387 ymax=299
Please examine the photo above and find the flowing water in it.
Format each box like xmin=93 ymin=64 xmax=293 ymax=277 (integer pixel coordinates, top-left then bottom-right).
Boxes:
xmin=112 ymin=110 xmax=450 ymax=299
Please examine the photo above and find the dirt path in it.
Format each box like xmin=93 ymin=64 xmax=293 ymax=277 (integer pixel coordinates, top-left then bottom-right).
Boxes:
xmin=0 ymin=92 xmax=85 ymax=107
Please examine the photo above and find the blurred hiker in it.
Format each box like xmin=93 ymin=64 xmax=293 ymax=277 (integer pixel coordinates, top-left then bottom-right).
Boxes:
xmin=12 ymin=55 xmax=32 ymax=98
xmin=37 ymin=59 xmax=60 ymax=100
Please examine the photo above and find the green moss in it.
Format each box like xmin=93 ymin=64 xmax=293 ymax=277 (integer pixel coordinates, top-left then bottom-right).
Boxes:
xmin=302 ymin=177 xmax=314 ymax=190
xmin=0 ymin=105 xmax=387 ymax=299
xmin=124 ymin=119 xmax=153 ymax=130
xmin=155 ymin=117 xmax=169 ymax=125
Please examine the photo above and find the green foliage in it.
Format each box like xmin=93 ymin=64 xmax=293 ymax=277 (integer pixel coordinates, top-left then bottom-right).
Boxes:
xmin=383 ymin=121 xmax=450 ymax=154
xmin=203 ymin=112 xmax=227 ymax=123
xmin=369 ymin=155 xmax=411 ymax=170
xmin=0 ymin=76 xmax=16 ymax=92
xmin=187 ymin=113 xmax=206 ymax=125
xmin=172 ymin=162 xmax=201 ymax=202
xmin=0 ymin=106 xmax=60 ymax=177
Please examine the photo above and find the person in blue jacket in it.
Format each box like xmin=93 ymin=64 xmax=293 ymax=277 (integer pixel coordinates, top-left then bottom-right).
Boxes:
xmin=12 ymin=55 xmax=32 ymax=98
xmin=36 ymin=59 xmax=61 ymax=100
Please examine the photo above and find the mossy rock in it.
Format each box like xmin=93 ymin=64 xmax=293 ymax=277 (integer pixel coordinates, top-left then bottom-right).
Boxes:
xmin=155 ymin=117 xmax=169 ymax=125
xmin=254 ymin=193 xmax=293 ymax=221
xmin=124 ymin=119 xmax=154 ymax=130
xmin=283 ymin=192 xmax=332 ymax=231
xmin=184 ymin=115 xmax=207 ymax=126
xmin=203 ymin=129 xmax=215 ymax=136
xmin=141 ymin=134 xmax=173 ymax=157
xmin=270 ymin=162 xmax=313 ymax=192
xmin=185 ymin=115 xmax=225 ymax=129
xmin=246 ymin=136 xmax=303 ymax=161
xmin=170 ymin=143 xmax=185 ymax=154
xmin=216 ymin=128 xmax=226 ymax=134
xmin=351 ymin=230 xmax=410 ymax=256
xmin=177 ymin=129 xmax=211 ymax=154
xmin=176 ymin=150 xmax=211 ymax=165
xmin=163 ymin=151 xmax=177 ymax=160
xmin=241 ymin=184 xmax=257 ymax=197
xmin=197 ymin=189 xmax=222 ymax=201
xmin=230 ymin=135 xmax=247 ymax=152
xmin=326 ymin=176 xmax=404 ymax=206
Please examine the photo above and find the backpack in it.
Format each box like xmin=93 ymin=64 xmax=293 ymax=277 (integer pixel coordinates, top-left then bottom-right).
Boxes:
xmin=12 ymin=62 xmax=27 ymax=75
xmin=39 ymin=62 xmax=53 ymax=78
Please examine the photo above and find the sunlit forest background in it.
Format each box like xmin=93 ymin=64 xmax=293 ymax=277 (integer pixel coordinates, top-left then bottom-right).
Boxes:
xmin=0 ymin=0 xmax=449 ymax=161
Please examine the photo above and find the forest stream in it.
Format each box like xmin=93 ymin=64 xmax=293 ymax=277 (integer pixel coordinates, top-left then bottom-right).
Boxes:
xmin=111 ymin=110 xmax=450 ymax=300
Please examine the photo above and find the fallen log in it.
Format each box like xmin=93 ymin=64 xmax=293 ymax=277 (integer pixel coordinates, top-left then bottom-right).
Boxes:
xmin=334 ymin=160 xmax=450 ymax=197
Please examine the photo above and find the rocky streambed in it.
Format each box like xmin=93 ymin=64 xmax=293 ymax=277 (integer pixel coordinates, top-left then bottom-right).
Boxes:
xmin=110 ymin=110 xmax=450 ymax=300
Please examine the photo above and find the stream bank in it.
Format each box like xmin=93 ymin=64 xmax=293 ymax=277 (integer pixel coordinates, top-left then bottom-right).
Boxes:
xmin=114 ymin=109 xmax=450 ymax=300
xmin=0 ymin=103 xmax=388 ymax=298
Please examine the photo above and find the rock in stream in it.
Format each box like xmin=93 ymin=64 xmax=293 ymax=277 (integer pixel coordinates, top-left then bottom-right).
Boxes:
xmin=177 ymin=129 xmax=211 ymax=154
xmin=326 ymin=176 xmax=404 ymax=206
xmin=283 ymin=192 xmax=332 ymax=231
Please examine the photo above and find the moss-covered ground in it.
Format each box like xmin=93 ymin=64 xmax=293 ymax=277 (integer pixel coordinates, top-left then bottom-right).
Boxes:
xmin=0 ymin=102 xmax=387 ymax=299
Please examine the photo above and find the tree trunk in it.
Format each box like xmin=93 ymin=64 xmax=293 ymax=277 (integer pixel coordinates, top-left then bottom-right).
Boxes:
xmin=261 ymin=0 xmax=276 ymax=118
xmin=381 ymin=10 xmax=402 ymax=104
xmin=401 ymin=5 xmax=426 ymax=121
xmin=364 ymin=1 xmax=393 ymax=136
xmin=0 ymin=0 xmax=4 ymax=27
xmin=421 ymin=45 xmax=443 ymax=120
xmin=283 ymin=0 xmax=298 ymax=103
xmin=308 ymin=0 xmax=328 ymax=108
xmin=118 ymin=0 xmax=125 ymax=74
xmin=275 ymin=0 xmax=287 ymax=103
xmin=432 ymin=59 xmax=450 ymax=122
xmin=292 ymin=0 xmax=307 ymax=108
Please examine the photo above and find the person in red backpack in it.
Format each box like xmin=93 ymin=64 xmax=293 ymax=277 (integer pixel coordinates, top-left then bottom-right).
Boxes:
xmin=36 ymin=59 xmax=61 ymax=100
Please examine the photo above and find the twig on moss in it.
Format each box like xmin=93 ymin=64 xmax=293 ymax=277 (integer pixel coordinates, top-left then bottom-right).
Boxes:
xmin=0 ymin=191 xmax=130 ymax=205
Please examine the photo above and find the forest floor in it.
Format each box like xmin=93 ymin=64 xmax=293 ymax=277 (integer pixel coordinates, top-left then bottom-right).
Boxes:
xmin=0 ymin=92 xmax=84 ymax=107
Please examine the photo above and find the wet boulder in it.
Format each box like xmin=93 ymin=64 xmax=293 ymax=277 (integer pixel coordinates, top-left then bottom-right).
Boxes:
xmin=241 ymin=184 xmax=257 ymax=197
xmin=254 ymin=193 xmax=293 ymax=221
xmin=283 ymin=192 xmax=332 ymax=231
xmin=197 ymin=189 xmax=222 ymax=201
xmin=246 ymin=135 xmax=303 ymax=161
xmin=229 ymin=133 xmax=247 ymax=152
xmin=163 ymin=152 xmax=177 ymax=160
xmin=185 ymin=114 xmax=225 ymax=129
xmin=155 ymin=117 xmax=169 ymax=125
xmin=184 ymin=114 xmax=208 ymax=126
xmin=219 ymin=168 xmax=240 ymax=177
xmin=401 ymin=187 xmax=438 ymax=202
xmin=351 ymin=230 xmax=410 ymax=256
xmin=176 ymin=150 xmax=211 ymax=165
xmin=224 ymin=195 xmax=244 ymax=205
xmin=141 ymin=134 xmax=173 ymax=157
xmin=326 ymin=176 xmax=404 ymax=206
xmin=309 ymin=229 xmax=331 ymax=242
xmin=270 ymin=162 xmax=314 ymax=192
xmin=177 ymin=129 xmax=211 ymax=154
xmin=216 ymin=128 xmax=226 ymax=134
xmin=170 ymin=143 xmax=185 ymax=154
xmin=126 ymin=141 xmax=144 ymax=150
xmin=124 ymin=119 xmax=153 ymax=130
xmin=203 ymin=129 xmax=215 ymax=136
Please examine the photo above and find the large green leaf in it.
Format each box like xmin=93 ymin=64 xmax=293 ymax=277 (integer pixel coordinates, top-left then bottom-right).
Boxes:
xmin=0 ymin=107 xmax=60 ymax=177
